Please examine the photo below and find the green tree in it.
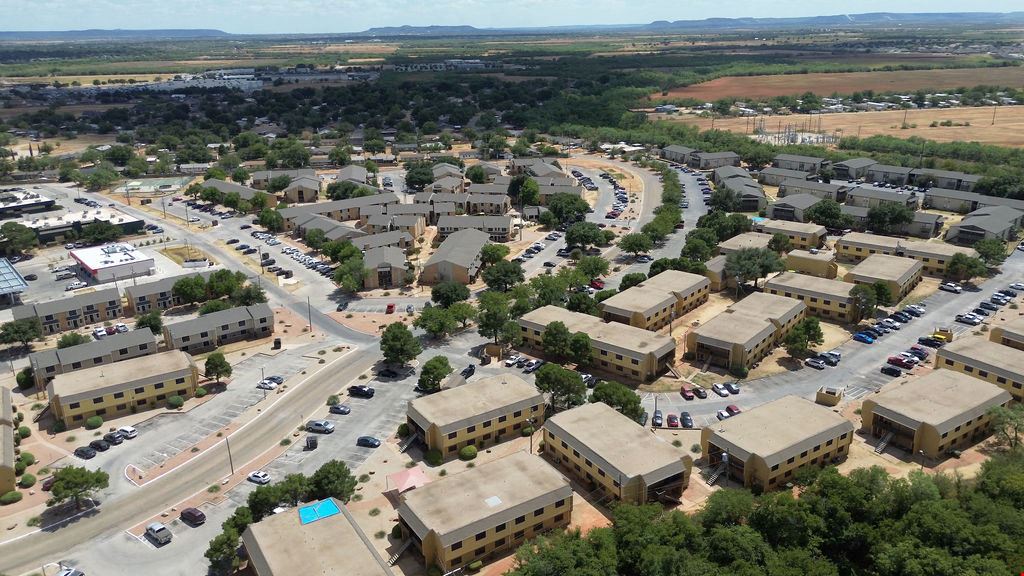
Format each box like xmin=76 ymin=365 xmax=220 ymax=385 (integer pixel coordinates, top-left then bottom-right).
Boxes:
xmin=872 ymin=281 xmax=893 ymax=307
xmin=534 ymin=363 xmax=585 ymax=412
xmin=258 ymin=208 xmax=284 ymax=232
xmin=414 ymin=306 xmax=457 ymax=339
xmin=56 ymin=332 xmax=90 ymax=349
xmin=565 ymin=221 xmax=604 ymax=249
xmin=784 ymin=318 xmax=824 ymax=357
xmin=988 ymin=404 xmax=1024 ymax=451
xmin=568 ymin=332 xmax=592 ymax=366
xmin=590 ymin=380 xmax=642 ymax=420
xmin=465 ymin=164 xmax=487 ymax=184
xmin=328 ymin=146 xmax=351 ymax=166
xmin=205 ymin=166 xmax=228 ymax=181
xmin=768 ymin=233 xmax=792 ymax=253
xmin=576 ymin=255 xmax=609 ymax=281
xmin=547 ymin=193 xmax=590 ymax=224
xmin=618 ymin=233 xmax=653 ymax=257
xmin=204 ymin=352 xmax=232 ymax=382
xmin=206 ymin=269 xmax=245 ymax=299
xmin=404 ymin=162 xmax=434 ymax=190
xmin=431 ymin=281 xmax=470 ymax=308
xmin=309 ymin=460 xmax=357 ymax=502
xmin=277 ymin=474 xmax=311 ymax=506
xmin=477 ymin=291 xmax=511 ymax=344
xmin=519 ymin=177 xmax=541 ymax=207
xmin=0 ymin=222 xmax=38 ymax=255
xmin=267 ymin=174 xmax=293 ymax=193
xmin=974 ymin=238 xmax=1008 ymax=266
xmin=418 ymin=356 xmax=453 ymax=391
xmin=0 ymin=318 xmax=42 ymax=348
xmin=199 ymin=300 xmax=233 ymax=315
xmin=482 ymin=260 xmax=524 ymax=292
xmin=448 ymin=302 xmax=477 ymax=328
xmin=681 ymin=237 xmax=714 ymax=262
xmin=305 ymin=228 xmax=326 ymax=253
xmin=946 ymin=252 xmax=988 ymax=281
xmin=80 ymin=220 xmax=122 ymax=244
xmin=724 ymin=248 xmax=764 ymax=297
xmin=231 ymin=284 xmax=267 ymax=306
xmin=710 ymin=187 xmax=739 ymax=212
xmin=231 ymin=167 xmax=250 ymax=183
xmin=332 ymin=254 xmax=366 ymax=293
xmin=804 ymin=198 xmax=854 ymax=230
xmin=480 ymin=243 xmax=511 ymax=266
xmin=135 ymin=311 xmax=163 ymax=335
xmin=173 ymin=275 xmax=208 ymax=305
xmin=326 ymin=180 xmax=374 ymax=201
xmin=247 ymin=484 xmax=283 ymax=521
xmin=205 ymin=527 xmax=241 ymax=574
xmin=380 ymin=323 xmax=421 ymax=365
xmin=867 ymin=203 xmax=914 ymax=234
xmin=249 ymin=192 xmax=269 ymax=214
xmin=849 ymin=283 xmax=878 ymax=320
xmin=619 ymin=273 xmax=648 ymax=291
xmin=49 ymin=466 xmax=109 ymax=510
xmin=542 ymin=321 xmax=572 ymax=360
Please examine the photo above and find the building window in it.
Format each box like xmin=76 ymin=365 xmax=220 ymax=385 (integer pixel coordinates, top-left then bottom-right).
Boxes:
xmin=787 ymin=457 xmax=795 ymax=464
xmin=475 ymin=531 xmax=486 ymax=541
xmin=515 ymin=515 xmax=525 ymax=525
xmin=114 ymin=392 xmax=125 ymax=399
xmin=93 ymin=397 xmax=104 ymax=404
xmin=96 ymin=409 xmax=106 ymax=416
xmin=514 ymin=410 xmax=523 ymax=417
xmin=556 ymin=499 xmax=566 ymax=508
xmin=554 ymin=514 xmax=564 ymax=522
xmin=154 ymin=383 xmax=165 ymax=389
xmin=514 ymin=530 xmax=525 ymax=540
xmin=466 ymin=425 xmax=476 ymax=433
xmin=475 ymin=547 xmax=485 ymax=557
xmin=496 ymin=522 xmax=506 ymax=532
xmin=448 ymin=445 xmax=457 ymax=453
xmin=69 ymin=402 xmax=80 ymax=409
xmin=483 ymin=420 xmax=492 ymax=428
xmin=534 ymin=507 xmax=544 ymax=517
xmin=137 ymin=399 xmax=146 ymax=406
xmin=498 ymin=415 xmax=507 ymax=423
xmin=156 ymin=394 xmax=166 ymax=401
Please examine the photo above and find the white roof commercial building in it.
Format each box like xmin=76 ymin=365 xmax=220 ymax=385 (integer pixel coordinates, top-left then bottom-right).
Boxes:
xmin=70 ymin=243 xmax=156 ymax=283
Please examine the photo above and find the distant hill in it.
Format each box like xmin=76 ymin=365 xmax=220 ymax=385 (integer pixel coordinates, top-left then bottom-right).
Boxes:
xmin=0 ymin=29 xmax=231 ymax=41
xmin=639 ymin=12 xmax=1024 ymax=31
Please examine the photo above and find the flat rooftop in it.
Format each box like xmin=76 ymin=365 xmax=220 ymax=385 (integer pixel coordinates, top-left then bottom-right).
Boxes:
xmin=837 ymin=232 xmax=978 ymax=259
xmin=869 ymin=370 xmax=1011 ymax=435
xmin=718 ymin=232 xmax=772 ymax=252
xmin=243 ymin=498 xmax=393 ymax=576
xmin=23 ymin=208 xmax=140 ymax=231
xmin=70 ymin=243 xmax=153 ymax=272
xmin=0 ymin=258 xmax=28 ymax=295
xmin=707 ymin=395 xmax=854 ymax=468
xmin=545 ymin=402 xmax=689 ymax=482
xmin=520 ymin=306 xmax=675 ymax=359
xmin=692 ymin=310 xmax=775 ymax=347
xmin=600 ymin=270 xmax=708 ymax=315
xmin=397 ymin=452 xmax=570 ymax=546
xmin=938 ymin=336 xmax=1024 ymax=378
xmin=407 ymin=375 xmax=542 ymax=433
xmin=847 ymin=254 xmax=921 ymax=283
xmin=766 ymin=272 xmax=854 ymax=300
xmin=729 ymin=292 xmax=806 ymax=322
xmin=48 ymin=350 xmax=194 ymax=402
xmin=757 ymin=219 xmax=827 ymax=237
xmin=787 ymin=249 xmax=835 ymax=262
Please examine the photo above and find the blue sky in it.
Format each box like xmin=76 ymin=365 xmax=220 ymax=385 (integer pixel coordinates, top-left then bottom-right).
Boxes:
xmin=1 ymin=1 xmax=1018 ymax=34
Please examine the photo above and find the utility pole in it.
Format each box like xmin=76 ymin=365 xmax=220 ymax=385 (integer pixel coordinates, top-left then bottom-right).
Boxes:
xmin=991 ymin=105 xmax=997 ymax=126
xmin=307 ymin=296 xmax=314 ymax=334
xmin=225 ymin=436 xmax=235 ymax=475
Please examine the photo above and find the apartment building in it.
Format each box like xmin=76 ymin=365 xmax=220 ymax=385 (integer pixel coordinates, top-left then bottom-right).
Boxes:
xmin=833 ymin=157 xmax=877 ymax=180
xmin=537 ymin=184 xmax=584 ymax=205
xmin=766 ymin=194 xmax=822 ymax=222
xmin=688 ymin=151 xmax=740 ymax=170
xmin=721 ymin=178 xmax=767 ymax=212
xmin=250 ymin=168 xmax=316 ymax=190
xmin=278 ymin=193 xmax=400 ymax=231
xmin=281 ymin=176 xmax=321 ymax=204
xmin=945 ymin=206 xmax=1024 ymax=244
xmin=396 ymin=452 xmax=572 ymax=572
xmin=420 ymin=229 xmax=489 ymax=285
xmin=845 ymin=185 xmax=920 ymax=210
xmin=432 ymin=163 xmax=463 ymax=180
xmin=753 ymin=219 xmax=826 ymax=249
xmin=777 ymin=179 xmax=850 ymax=202
xmin=844 ymin=254 xmax=922 ymax=302
xmin=48 ymin=351 xmax=199 ymax=428
xmin=764 ymin=272 xmax=857 ymax=322
xmin=544 ymin=402 xmax=691 ymax=504
xmin=713 ymin=165 xmax=751 ymax=185
xmin=865 ymin=164 xmax=913 ymax=186
xmin=785 ymin=249 xmax=838 ymax=279
xmin=773 ymin=154 xmax=828 ymax=173
xmin=923 ymin=187 xmax=1024 ymax=213
xmin=1 ymin=388 xmax=14 ymax=495
xmin=123 ymin=271 xmax=212 ymax=315
xmin=12 ymin=288 xmax=123 ymax=335
xmin=242 ymin=498 xmax=393 ymax=576
xmin=989 ymin=316 xmax=1024 ymax=351
xmin=436 ymin=215 xmax=513 ymax=241
xmin=353 ymin=231 xmax=414 ymax=251
xmin=519 ymin=306 xmax=675 ymax=382
xmin=467 ymin=193 xmax=511 ymax=215
xmin=703 ymin=255 xmax=732 ymax=292
xmin=911 ymin=168 xmax=981 ymax=192
xmin=660 ymin=145 xmax=697 ymax=164
xmin=685 ymin=293 xmax=806 ymax=371
xmin=28 ymin=329 xmax=157 ymax=388
xmin=163 ymin=304 xmax=274 ymax=354
xmin=861 ymin=370 xmax=1011 ymax=459
xmin=407 ymin=375 xmax=544 ymax=460
xmin=432 ymin=175 xmax=466 ymax=194
xmin=717 ymin=232 xmax=773 ymax=255
xmin=203 ymin=179 xmax=278 ymax=208
xmin=757 ymin=167 xmax=811 ymax=187
xmin=291 ymin=213 xmax=365 ymax=242
xmin=936 ymin=335 xmax=1024 ymax=402
xmin=834 ymin=232 xmax=977 ymax=275
xmin=507 ymin=158 xmax=562 ymax=177
xmin=338 ymin=164 xmax=370 ymax=185
xmin=363 ymin=247 xmax=408 ymax=290
xmin=600 ymin=270 xmax=709 ymax=330
xmin=701 ymin=395 xmax=854 ymax=491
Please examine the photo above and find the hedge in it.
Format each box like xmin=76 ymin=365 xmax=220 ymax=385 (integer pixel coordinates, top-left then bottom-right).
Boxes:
xmin=195 ymin=387 xmax=208 ymax=398
xmin=17 ymin=426 xmax=30 ymax=439
xmin=14 ymin=461 xmax=26 ymax=476
xmin=167 ymin=395 xmax=184 ymax=409
xmin=18 ymin=452 xmax=35 ymax=466
xmin=19 ymin=473 xmax=36 ymax=488
xmin=458 ymin=445 xmax=478 ymax=461
xmin=85 ymin=416 xmax=104 ymax=430
xmin=0 ymin=491 xmax=22 ymax=505
xmin=391 ymin=524 xmax=403 ymax=539
xmin=397 ymin=423 xmax=410 ymax=438
xmin=425 ymin=449 xmax=443 ymax=466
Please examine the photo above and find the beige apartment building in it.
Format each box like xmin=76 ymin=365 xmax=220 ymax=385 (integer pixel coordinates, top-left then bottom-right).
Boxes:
xmin=834 ymin=232 xmax=978 ymax=275
xmin=600 ymin=270 xmax=710 ymax=330
xmin=936 ymin=335 xmax=1024 ymax=402
xmin=717 ymin=231 xmax=773 ymax=255
xmin=519 ymin=306 xmax=675 ymax=382
xmin=844 ymin=254 xmax=923 ymax=302
xmin=543 ymin=402 xmax=691 ymax=504
xmin=785 ymin=249 xmax=838 ymax=279
xmin=163 ymin=304 xmax=274 ymax=354
xmin=685 ymin=293 xmax=806 ymax=371
xmin=701 ymin=395 xmax=854 ymax=491
xmin=278 ymin=193 xmax=400 ymax=231
xmin=764 ymin=272 xmax=858 ymax=323
xmin=406 ymin=375 xmax=545 ymax=460
xmin=397 ymin=452 xmax=572 ymax=572
xmin=123 ymin=271 xmax=211 ymax=315
xmin=12 ymin=288 xmax=123 ymax=335
xmin=861 ymin=370 xmax=1011 ymax=459
xmin=989 ymin=316 xmax=1024 ymax=351
xmin=436 ymin=215 xmax=513 ymax=241
xmin=28 ymin=329 xmax=157 ymax=387
xmin=703 ymin=255 xmax=733 ymax=292
xmin=753 ymin=219 xmax=827 ymax=250
xmin=47 ymin=351 xmax=199 ymax=427
xmin=420 ymin=229 xmax=489 ymax=285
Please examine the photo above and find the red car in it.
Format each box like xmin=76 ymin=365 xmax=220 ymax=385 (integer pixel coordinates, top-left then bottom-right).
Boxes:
xmin=680 ymin=385 xmax=694 ymax=400
xmin=726 ymin=405 xmax=742 ymax=416
xmin=667 ymin=414 xmax=680 ymax=428
xmin=385 ymin=303 xmax=396 ymax=314
xmin=887 ymin=356 xmax=914 ymax=369
xmin=590 ymin=279 xmax=605 ymax=289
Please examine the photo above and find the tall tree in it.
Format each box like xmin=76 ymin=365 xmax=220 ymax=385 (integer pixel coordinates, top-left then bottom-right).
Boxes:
xmin=204 ymin=352 xmax=232 ymax=382
xmin=465 ymin=164 xmax=487 ymax=184
xmin=590 ymin=380 xmax=643 ymax=421
xmin=568 ymin=332 xmax=593 ymax=366
xmin=849 ymin=283 xmax=878 ymax=320
xmin=973 ymin=238 xmax=1007 ymax=266
xmin=534 ymin=363 xmax=585 ymax=412
xmin=482 ymin=261 xmax=524 ymax=292
xmin=418 ymin=356 xmax=453 ymax=391
xmin=380 ymin=323 xmax=421 ymax=365
xmin=49 ymin=466 xmax=109 ymax=510
xmin=618 ymin=233 xmax=653 ymax=257
xmin=477 ymin=291 xmax=511 ymax=344
xmin=946 ymin=253 xmax=988 ymax=281
xmin=768 ymin=233 xmax=792 ymax=253
xmin=565 ymin=222 xmax=604 ymax=249
xmin=0 ymin=222 xmax=38 ymax=254
xmin=431 ymin=281 xmax=470 ymax=308
xmin=258 ymin=208 xmax=284 ymax=232
xmin=0 ymin=318 xmax=42 ymax=347
xmin=872 ymin=281 xmax=893 ymax=307
xmin=480 ymin=244 xmax=511 ymax=266
xmin=866 ymin=203 xmax=914 ymax=234
xmin=135 ymin=310 xmax=163 ymax=335
xmin=413 ymin=306 xmax=457 ymax=339
xmin=619 ymin=272 xmax=648 ymax=292
xmin=576 ymin=255 xmax=609 ymax=281
xmin=541 ymin=321 xmax=572 ymax=360
xmin=309 ymin=460 xmax=358 ymax=502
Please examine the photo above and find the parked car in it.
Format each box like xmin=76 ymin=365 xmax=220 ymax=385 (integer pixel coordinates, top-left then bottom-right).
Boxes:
xmin=460 ymin=365 xmax=476 ymax=378
xmin=692 ymin=387 xmax=708 ymax=399
xmin=89 ymin=439 xmax=110 ymax=452
xmin=881 ymin=366 xmax=903 ymax=377
xmin=524 ymin=359 xmax=545 ymax=374
xmin=716 ymin=410 xmax=731 ymax=421
xmin=180 ymin=507 xmax=207 ymax=526
xmin=504 ymin=355 xmax=522 ymax=367
xmin=329 ymin=404 xmax=351 ymax=415
xmin=724 ymin=381 xmax=741 ymax=394
xmin=939 ymin=282 xmax=963 ymax=294
xmin=815 ymin=353 xmax=838 ymax=367
xmin=908 ymin=346 xmax=929 ymax=360
xmin=103 ymin=431 xmax=124 ymax=445
xmin=356 ymin=436 xmax=381 ymax=448
xmin=348 ymin=385 xmax=375 ymax=398
xmin=256 ymin=380 xmax=277 ymax=390
xmin=667 ymin=414 xmax=680 ymax=428
xmin=146 ymin=522 xmax=173 ymax=545
xmin=971 ymin=307 xmax=990 ymax=317
xmin=853 ymin=332 xmax=875 ymax=344
xmin=711 ymin=383 xmax=730 ymax=397
xmin=979 ymin=301 xmax=1000 ymax=312
xmin=917 ymin=336 xmax=945 ymax=348
xmin=118 ymin=425 xmax=138 ymax=439
xmin=887 ymin=356 xmax=914 ymax=369
xmin=247 ymin=470 xmax=271 ymax=484
xmin=725 ymin=405 xmax=742 ymax=416
xmin=652 ymin=410 xmax=664 ymax=427
xmin=680 ymin=412 xmax=694 ymax=429
xmin=956 ymin=314 xmax=982 ymax=326
xmin=306 ymin=420 xmax=335 ymax=434
xmin=805 ymin=358 xmax=827 ymax=370
xmin=74 ymin=446 xmax=97 ymax=459
xmin=680 ymin=386 xmax=695 ymax=400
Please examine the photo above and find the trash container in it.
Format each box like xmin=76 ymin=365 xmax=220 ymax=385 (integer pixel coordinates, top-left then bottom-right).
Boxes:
xmin=305 ymin=435 xmax=318 ymax=450
xmin=273 ymin=337 xmax=282 ymax=349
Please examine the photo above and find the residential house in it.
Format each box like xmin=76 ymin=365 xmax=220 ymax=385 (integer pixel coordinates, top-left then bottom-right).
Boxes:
xmin=865 ymin=165 xmax=913 ymax=186
xmin=250 ymin=168 xmax=316 ymax=190
xmin=353 ymin=231 xmax=414 ymax=251
xmin=337 ymin=164 xmax=370 ymax=185
xmin=845 ymin=185 xmax=920 ymax=210
xmin=432 ymin=175 xmax=466 ymax=194
xmin=777 ymin=179 xmax=850 ymax=202
xmin=660 ymin=145 xmax=697 ymax=164
xmin=720 ymin=178 xmax=766 ymax=212
xmin=713 ymin=165 xmax=751 ymax=185
xmin=923 ymin=188 xmax=1024 ymax=214
xmin=945 ymin=206 xmax=1023 ymax=244
xmin=989 ymin=316 xmax=1024 ymax=351
xmin=703 ymin=255 xmax=733 ymax=292
xmin=421 ymin=229 xmax=489 ymax=285
xmin=467 ymin=194 xmax=511 ymax=215
xmin=203 ymin=179 xmax=278 ymax=207
xmin=278 ymin=193 xmax=400 ymax=231
xmin=281 ymin=176 xmax=321 ymax=203
xmin=752 ymin=219 xmax=827 ymax=249
xmin=834 ymin=232 xmax=978 ymax=275
xmin=717 ymin=232 xmax=773 ymax=255
xmin=911 ymin=168 xmax=981 ymax=192
xmin=432 ymin=163 xmax=463 ymax=180
xmin=123 ymin=271 xmax=212 ymax=315
xmin=292 ymin=214 xmax=366 ymax=242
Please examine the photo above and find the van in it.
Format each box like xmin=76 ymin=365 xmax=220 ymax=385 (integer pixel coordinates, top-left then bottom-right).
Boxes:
xmin=145 ymin=522 xmax=173 ymax=545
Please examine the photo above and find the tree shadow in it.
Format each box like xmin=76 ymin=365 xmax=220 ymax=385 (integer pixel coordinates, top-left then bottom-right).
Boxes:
xmin=38 ymin=499 xmax=101 ymax=533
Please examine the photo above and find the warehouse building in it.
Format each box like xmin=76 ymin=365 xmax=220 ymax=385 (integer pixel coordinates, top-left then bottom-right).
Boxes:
xmin=701 ymin=395 xmax=854 ymax=491
xmin=519 ymin=306 xmax=675 ymax=382
xmin=844 ymin=254 xmax=922 ymax=302
xmin=48 ymin=351 xmax=199 ymax=427
xmin=600 ymin=270 xmax=710 ymax=330
xmin=406 ymin=375 xmax=545 ymax=460
xmin=544 ymin=402 xmax=691 ymax=504
xmin=685 ymin=293 xmax=806 ymax=371
xmin=860 ymin=370 xmax=1011 ymax=459
xmin=764 ymin=272 xmax=857 ymax=322
xmin=936 ymin=336 xmax=1024 ymax=402
xmin=396 ymin=452 xmax=572 ymax=572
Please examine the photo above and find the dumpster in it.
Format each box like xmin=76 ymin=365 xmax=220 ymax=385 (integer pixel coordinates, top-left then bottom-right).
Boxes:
xmin=305 ymin=435 xmax=318 ymax=451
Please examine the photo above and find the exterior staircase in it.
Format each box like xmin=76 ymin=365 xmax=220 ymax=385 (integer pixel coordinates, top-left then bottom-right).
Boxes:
xmin=398 ymin=435 xmax=416 ymax=453
xmin=874 ymin=431 xmax=894 ymax=454
xmin=706 ymin=462 xmax=728 ymax=485
xmin=388 ymin=538 xmax=414 ymax=565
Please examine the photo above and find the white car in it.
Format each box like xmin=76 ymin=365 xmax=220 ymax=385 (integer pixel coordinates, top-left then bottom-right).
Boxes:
xmin=92 ymin=328 xmax=107 ymax=339
xmin=897 ymin=352 xmax=920 ymax=364
xmin=247 ymin=470 xmax=271 ymax=485
xmin=1010 ymin=282 xmax=1024 ymax=291
xmin=187 ymin=216 xmax=201 ymax=223
xmin=256 ymin=380 xmax=278 ymax=390
xmin=65 ymin=281 xmax=87 ymax=291
xmin=115 ymin=322 xmax=129 ymax=333
xmin=118 ymin=425 xmax=138 ymax=439
xmin=939 ymin=282 xmax=962 ymax=294
xmin=504 ymin=355 xmax=521 ymax=367
xmin=880 ymin=318 xmax=901 ymax=330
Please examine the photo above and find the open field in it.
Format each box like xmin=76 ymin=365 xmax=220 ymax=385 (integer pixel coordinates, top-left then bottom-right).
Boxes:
xmin=665 ymin=105 xmax=1024 ymax=147
xmin=0 ymin=102 xmax=132 ymax=120
xmin=658 ymin=66 xmax=1024 ymax=100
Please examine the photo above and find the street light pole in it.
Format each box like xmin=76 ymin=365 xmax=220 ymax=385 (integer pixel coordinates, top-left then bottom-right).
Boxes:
xmin=226 ymin=436 xmax=235 ymax=475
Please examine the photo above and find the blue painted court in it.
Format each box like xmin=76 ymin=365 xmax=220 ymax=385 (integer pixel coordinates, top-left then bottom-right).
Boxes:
xmin=298 ymin=498 xmax=341 ymax=524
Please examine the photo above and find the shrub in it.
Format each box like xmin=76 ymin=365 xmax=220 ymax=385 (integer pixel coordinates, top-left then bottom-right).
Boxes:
xmin=425 ymin=449 xmax=443 ymax=466
xmin=369 ymin=508 xmax=381 ymax=517
xmin=15 ymin=461 xmax=26 ymax=476
xmin=66 ymin=435 xmax=76 ymax=443
xmin=0 ymin=491 xmax=23 ymax=505
xmin=85 ymin=416 xmax=104 ymax=430
xmin=427 ymin=567 xmax=443 ymax=576
xmin=391 ymin=524 xmax=403 ymax=539
xmin=691 ymin=443 xmax=702 ymax=454
xmin=439 ymin=469 xmax=447 ymax=477
xmin=468 ymin=561 xmax=484 ymax=572
xmin=520 ymin=426 xmax=534 ymax=437
xmin=358 ymin=474 xmax=371 ymax=483
xmin=208 ymin=485 xmax=221 ymax=493
xmin=374 ymin=530 xmax=387 ymax=539
xmin=19 ymin=452 xmax=35 ymax=466
xmin=17 ymin=426 xmax=30 ymax=439
xmin=53 ymin=421 xmax=66 ymax=433
xmin=280 ymin=438 xmax=291 ymax=446
xmin=167 ymin=395 xmax=184 ymax=409
xmin=19 ymin=473 xmax=36 ymax=488
xmin=397 ymin=423 xmax=410 ymax=438
xmin=672 ymin=440 xmax=682 ymax=447
xmin=16 ymin=412 xmax=24 ymax=423
xmin=27 ymin=516 xmax=40 ymax=527
xmin=326 ymin=395 xmax=340 ymax=406
xmin=459 ymin=445 xmax=478 ymax=461
xmin=195 ymin=387 xmax=208 ymax=398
